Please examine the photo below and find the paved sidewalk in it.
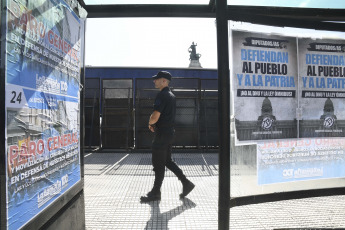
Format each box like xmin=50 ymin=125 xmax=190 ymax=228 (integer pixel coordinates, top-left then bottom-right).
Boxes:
xmin=84 ymin=152 xmax=345 ymax=230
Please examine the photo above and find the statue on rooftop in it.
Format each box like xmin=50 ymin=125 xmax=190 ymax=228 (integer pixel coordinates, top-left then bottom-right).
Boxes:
xmin=188 ymin=42 xmax=201 ymax=61
xmin=188 ymin=42 xmax=202 ymax=68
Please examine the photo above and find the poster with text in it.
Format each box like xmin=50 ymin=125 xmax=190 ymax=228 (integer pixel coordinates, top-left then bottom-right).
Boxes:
xmin=298 ymin=38 xmax=345 ymax=138
xmin=257 ymin=138 xmax=345 ymax=185
xmin=232 ymin=30 xmax=298 ymax=142
xmin=5 ymin=0 xmax=81 ymax=229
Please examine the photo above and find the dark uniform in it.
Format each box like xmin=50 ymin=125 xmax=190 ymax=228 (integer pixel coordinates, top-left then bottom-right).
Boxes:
xmin=151 ymin=86 xmax=185 ymax=191
xmin=140 ymin=71 xmax=194 ymax=202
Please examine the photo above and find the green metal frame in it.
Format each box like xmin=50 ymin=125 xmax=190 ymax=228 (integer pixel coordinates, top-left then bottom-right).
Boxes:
xmin=76 ymin=1 xmax=345 ymax=230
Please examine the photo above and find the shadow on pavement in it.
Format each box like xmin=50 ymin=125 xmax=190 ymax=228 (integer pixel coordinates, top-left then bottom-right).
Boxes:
xmin=144 ymin=198 xmax=197 ymax=230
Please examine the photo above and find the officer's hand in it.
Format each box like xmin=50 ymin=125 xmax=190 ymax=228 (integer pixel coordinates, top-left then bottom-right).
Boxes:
xmin=149 ymin=125 xmax=155 ymax=132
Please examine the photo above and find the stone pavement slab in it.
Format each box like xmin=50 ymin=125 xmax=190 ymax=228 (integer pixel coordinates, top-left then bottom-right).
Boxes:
xmin=84 ymin=152 xmax=345 ymax=230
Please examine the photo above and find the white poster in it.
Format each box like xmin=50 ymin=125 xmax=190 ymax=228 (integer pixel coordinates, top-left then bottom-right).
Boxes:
xmin=299 ymin=38 xmax=345 ymax=138
xmin=232 ymin=30 xmax=298 ymax=142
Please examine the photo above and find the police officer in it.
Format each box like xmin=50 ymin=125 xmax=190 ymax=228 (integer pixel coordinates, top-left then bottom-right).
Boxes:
xmin=140 ymin=71 xmax=195 ymax=203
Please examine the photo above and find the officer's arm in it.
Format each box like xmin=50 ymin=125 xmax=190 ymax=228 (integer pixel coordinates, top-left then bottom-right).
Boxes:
xmin=148 ymin=110 xmax=161 ymax=132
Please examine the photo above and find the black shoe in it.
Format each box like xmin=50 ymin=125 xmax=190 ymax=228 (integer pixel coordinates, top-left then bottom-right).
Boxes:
xmin=180 ymin=180 xmax=195 ymax=198
xmin=140 ymin=191 xmax=161 ymax=203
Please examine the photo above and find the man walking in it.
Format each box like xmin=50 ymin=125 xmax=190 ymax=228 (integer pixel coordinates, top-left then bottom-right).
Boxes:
xmin=140 ymin=71 xmax=195 ymax=203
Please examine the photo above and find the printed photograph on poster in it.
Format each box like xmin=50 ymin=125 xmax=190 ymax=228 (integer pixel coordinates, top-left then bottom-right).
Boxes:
xmin=5 ymin=0 xmax=82 ymax=229
xmin=298 ymin=38 xmax=345 ymax=138
xmin=257 ymin=138 xmax=345 ymax=185
xmin=231 ymin=30 xmax=298 ymax=142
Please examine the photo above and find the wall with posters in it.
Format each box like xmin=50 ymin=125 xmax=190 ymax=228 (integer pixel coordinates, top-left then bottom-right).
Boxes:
xmin=231 ymin=26 xmax=345 ymax=196
xmin=3 ymin=0 xmax=86 ymax=229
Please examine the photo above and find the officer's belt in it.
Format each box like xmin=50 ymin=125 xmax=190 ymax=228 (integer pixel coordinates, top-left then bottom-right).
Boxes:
xmin=156 ymin=123 xmax=174 ymax=128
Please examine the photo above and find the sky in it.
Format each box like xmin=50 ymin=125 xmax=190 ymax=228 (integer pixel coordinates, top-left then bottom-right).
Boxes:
xmin=84 ymin=0 xmax=345 ymax=69
xmin=85 ymin=18 xmax=345 ymax=69
xmin=85 ymin=18 xmax=218 ymax=69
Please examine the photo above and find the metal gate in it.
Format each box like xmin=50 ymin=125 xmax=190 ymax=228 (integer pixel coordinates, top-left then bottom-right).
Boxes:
xmin=100 ymin=79 xmax=134 ymax=149
xmin=85 ymin=78 xmax=101 ymax=149
xmin=84 ymin=77 xmax=218 ymax=150
xmin=135 ymin=79 xmax=156 ymax=149
xmin=200 ymin=79 xmax=218 ymax=148
xmin=135 ymin=78 xmax=218 ymax=149
xmin=172 ymin=78 xmax=200 ymax=148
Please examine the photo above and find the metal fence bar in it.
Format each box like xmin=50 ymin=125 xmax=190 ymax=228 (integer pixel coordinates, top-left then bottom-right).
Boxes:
xmin=203 ymin=89 xmax=209 ymax=150
xmin=126 ymin=87 xmax=131 ymax=151
xmin=100 ymin=88 xmax=105 ymax=149
xmin=89 ymin=90 xmax=97 ymax=149
xmin=84 ymin=78 xmax=101 ymax=150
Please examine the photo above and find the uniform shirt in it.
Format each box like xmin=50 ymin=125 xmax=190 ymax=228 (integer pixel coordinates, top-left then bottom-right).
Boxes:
xmin=153 ymin=86 xmax=176 ymax=128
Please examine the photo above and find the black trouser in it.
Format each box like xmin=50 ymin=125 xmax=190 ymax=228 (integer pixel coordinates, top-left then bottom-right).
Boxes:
xmin=151 ymin=128 xmax=186 ymax=191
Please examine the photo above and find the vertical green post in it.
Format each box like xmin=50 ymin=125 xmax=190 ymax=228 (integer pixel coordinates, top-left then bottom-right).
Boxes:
xmin=0 ymin=0 xmax=7 ymax=229
xmin=216 ymin=0 xmax=230 ymax=229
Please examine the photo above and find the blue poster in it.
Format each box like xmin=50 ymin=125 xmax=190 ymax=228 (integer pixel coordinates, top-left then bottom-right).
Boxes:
xmin=5 ymin=0 xmax=82 ymax=229
xmin=257 ymin=138 xmax=345 ymax=185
